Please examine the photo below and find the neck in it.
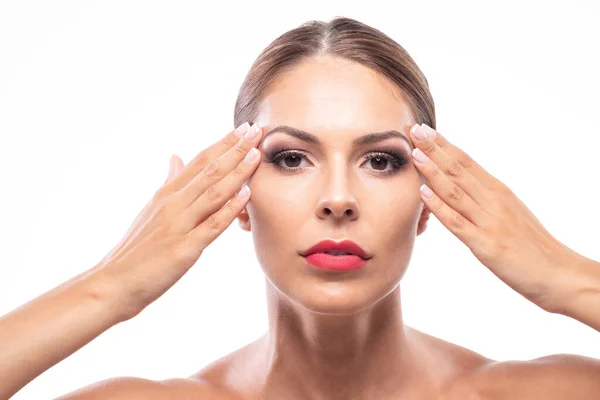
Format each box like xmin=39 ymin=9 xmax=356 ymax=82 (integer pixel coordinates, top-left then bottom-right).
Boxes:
xmin=257 ymin=281 xmax=433 ymax=399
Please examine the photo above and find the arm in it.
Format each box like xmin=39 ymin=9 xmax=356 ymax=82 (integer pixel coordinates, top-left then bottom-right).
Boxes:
xmin=402 ymin=124 xmax=600 ymax=334
xmin=543 ymin=252 xmax=600 ymax=332
xmin=0 ymin=265 xmax=129 ymax=400
xmin=53 ymin=377 xmax=164 ymax=400
xmin=52 ymin=377 xmax=226 ymax=400
xmin=0 ymin=124 xmax=262 ymax=399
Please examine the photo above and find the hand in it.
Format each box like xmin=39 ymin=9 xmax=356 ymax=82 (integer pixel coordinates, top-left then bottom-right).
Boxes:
xmin=408 ymin=123 xmax=576 ymax=310
xmin=93 ymin=122 xmax=263 ymax=320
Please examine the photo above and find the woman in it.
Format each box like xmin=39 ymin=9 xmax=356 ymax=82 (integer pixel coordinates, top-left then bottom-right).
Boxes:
xmin=2 ymin=16 xmax=599 ymax=400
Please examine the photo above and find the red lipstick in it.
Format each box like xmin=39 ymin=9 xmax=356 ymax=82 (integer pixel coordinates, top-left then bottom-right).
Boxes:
xmin=300 ymin=239 xmax=371 ymax=271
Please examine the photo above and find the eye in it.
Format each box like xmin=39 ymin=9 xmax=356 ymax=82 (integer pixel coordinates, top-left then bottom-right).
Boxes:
xmin=263 ymin=147 xmax=410 ymax=176
xmin=264 ymin=150 xmax=310 ymax=170
xmin=362 ymin=150 xmax=410 ymax=176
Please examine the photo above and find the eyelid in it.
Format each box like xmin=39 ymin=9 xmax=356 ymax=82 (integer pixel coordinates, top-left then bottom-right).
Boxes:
xmin=263 ymin=145 xmax=409 ymax=161
xmin=264 ymin=146 xmax=409 ymax=176
xmin=263 ymin=142 xmax=409 ymax=156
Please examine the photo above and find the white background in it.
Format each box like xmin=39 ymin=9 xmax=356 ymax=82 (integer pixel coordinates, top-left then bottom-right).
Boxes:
xmin=1 ymin=1 xmax=599 ymax=398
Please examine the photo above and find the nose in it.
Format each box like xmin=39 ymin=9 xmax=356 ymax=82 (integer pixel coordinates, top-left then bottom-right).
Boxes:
xmin=316 ymin=169 xmax=359 ymax=221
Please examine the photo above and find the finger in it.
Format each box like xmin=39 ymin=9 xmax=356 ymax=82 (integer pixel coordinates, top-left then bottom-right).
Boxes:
xmin=185 ymin=185 xmax=252 ymax=252
xmin=163 ymin=122 xmax=252 ymax=195
xmin=410 ymin=125 xmax=494 ymax=218
xmin=417 ymin=124 xmax=509 ymax=193
xmin=165 ymin=154 xmax=185 ymax=184
xmin=177 ymin=124 xmax=262 ymax=229
xmin=411 ymin=145 xmax=489 ymax=226
xmin=418 ymin=183 xmax=488 ymax=252
xmin=165 ymin=156 xmax=175 ymax=182
xmin=172 ymin=155 xmax=184 ymax=173
xmin=186 ymin=145 xmax=260 ymax=229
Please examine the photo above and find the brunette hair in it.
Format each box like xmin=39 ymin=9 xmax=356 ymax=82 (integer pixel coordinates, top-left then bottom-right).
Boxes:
xmin=233 ymin=16 xmax=435 ymax=132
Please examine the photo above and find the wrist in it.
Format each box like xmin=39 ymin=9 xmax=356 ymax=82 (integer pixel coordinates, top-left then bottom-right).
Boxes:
xmin=544 ymin=252 xmax=600 ymax=316
xmin=74 ymin=264 xmax=136 ymax=324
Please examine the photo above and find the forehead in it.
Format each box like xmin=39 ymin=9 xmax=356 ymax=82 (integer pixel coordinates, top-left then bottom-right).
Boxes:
xmin=255 ymin=56 xmax=414 ymax=134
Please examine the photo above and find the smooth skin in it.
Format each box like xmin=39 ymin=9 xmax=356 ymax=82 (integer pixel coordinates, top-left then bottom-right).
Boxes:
xmin=1 ymin=55 xmax=599 ymax=400
xmin=0 ymin=122 xmax=264 ymax=400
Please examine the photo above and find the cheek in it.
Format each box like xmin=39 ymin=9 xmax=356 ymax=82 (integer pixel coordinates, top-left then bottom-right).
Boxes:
xmin=246 ymin=173 xmax=308 ymax=242
xmin=249 ymin=168 xmax=315 ymax=213
xmin=246 ymin=182 xmax=308 ymax=283
xmin=361 ymin=186 xmax=423 ymax=250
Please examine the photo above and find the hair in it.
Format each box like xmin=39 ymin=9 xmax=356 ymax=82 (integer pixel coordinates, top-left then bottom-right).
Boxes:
xmin=233 ymin=16 xmax=436 ymax=132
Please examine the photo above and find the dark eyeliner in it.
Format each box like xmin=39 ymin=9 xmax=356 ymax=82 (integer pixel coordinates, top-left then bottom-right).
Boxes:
xmin=263 ymin=145 xmax=410 ymax=175
xmin=365 ymin=147 xmax=410 ymax=176
xmin=362 ymin=146 xmax=410 ymax=176
xmin=263 ymin=146 xmax=309 ymax=165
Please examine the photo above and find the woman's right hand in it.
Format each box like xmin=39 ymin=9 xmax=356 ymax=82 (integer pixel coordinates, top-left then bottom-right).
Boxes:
xmin=92 ymin=122 xmax=263 ymax=321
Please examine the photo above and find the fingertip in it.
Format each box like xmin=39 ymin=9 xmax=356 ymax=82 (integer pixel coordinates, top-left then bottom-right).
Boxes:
xmin=236 ymin=185 xmax=250 ymax=199
xmin=234 ymin=122 xmax=251 ymax=138
xmin=173 ymin=155 xmax=184 ymax=170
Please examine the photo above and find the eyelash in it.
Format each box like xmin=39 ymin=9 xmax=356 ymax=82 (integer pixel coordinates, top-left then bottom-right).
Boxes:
xmin=263 ymin=146 xmax=410 ymax=176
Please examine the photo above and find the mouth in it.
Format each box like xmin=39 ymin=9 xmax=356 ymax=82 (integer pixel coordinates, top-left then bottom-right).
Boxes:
xmin=300 ymin=252 xmax=370 ymax=271
xmin=322 ymin=251 xmax=355 ymax=256
xmin=300 ymin=239 xmax=372 ymax=260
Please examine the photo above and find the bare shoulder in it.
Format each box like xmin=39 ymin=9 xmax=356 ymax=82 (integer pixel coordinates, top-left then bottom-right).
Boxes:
xmin=53 ymin=376 xmax=238 ymax=400
xmin=460 ymin=353 xmax=600 ymax=399
xmin=188 ymin=337 xmax=266 ymax=398
xmin=409 ymin=328 xmax=600 ymax=399
xmin=154 ymin=328 xmax=600 ymax=400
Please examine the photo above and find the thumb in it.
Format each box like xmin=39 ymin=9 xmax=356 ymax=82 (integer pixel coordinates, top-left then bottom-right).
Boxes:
xmin=167 ymin=155 xmax=175 ymax=179
xmin=166 ymin=155 xmax=180 ymax=182
xmin=171 ymin=155 xmax=184 ymax=174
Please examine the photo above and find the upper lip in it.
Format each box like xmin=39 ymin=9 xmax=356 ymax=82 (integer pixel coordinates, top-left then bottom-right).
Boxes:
xmin=300 ymin=239 xmax=372 ymax=260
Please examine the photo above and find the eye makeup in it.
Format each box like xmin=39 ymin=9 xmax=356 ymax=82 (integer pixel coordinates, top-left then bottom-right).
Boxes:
xmin=262 ymin=145 xmax=410 ymax=176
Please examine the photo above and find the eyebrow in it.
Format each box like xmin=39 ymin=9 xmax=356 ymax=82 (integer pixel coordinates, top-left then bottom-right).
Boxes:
xmin=262 ymin=125 xmax=413 ymax=149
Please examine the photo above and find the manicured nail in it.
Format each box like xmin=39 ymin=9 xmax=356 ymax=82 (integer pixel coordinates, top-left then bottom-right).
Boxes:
xmin=235 ymin=122 xmax=250 ymax=137
xmin=420 ymin=184 xmax=433 ymax=199
xmin=412 ymin=148 xmax=429 ymax=164
xmin=421 ymin=124 xmax=437 ymax=139
xmin=236 ymin=185 xmax=250 ymax=198
xmin=244 ymin=147 xmax=259 ymax=163
xmin=410 ymin=123 xmax=427 ymax=141
xmin=245 ymin=123 xmax=261 ymax=141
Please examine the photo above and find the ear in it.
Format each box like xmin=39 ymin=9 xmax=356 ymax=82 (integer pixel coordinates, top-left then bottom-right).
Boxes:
xmin=237 ymin=207 xmax=251 ymax=231
xmin=416 ymin=195 xmax=431 ymax=236
xmin=416 ymin=203 xmax=431 ymax=236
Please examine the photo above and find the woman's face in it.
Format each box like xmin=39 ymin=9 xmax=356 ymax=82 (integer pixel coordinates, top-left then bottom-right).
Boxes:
xmin=237 ymin=56 xmax=431 ymax=315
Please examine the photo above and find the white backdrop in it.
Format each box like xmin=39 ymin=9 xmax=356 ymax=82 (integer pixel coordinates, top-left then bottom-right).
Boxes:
xmin=1 ymin=1 xmax=599 ymax=399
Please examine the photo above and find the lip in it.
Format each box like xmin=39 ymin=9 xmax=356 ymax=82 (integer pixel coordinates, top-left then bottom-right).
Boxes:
xmin=300 ymin=239 xmax=372 ymax=260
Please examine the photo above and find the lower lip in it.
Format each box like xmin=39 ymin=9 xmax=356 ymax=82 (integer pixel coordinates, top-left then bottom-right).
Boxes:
xmin=303 ymin=253 xmax=368 ymax=271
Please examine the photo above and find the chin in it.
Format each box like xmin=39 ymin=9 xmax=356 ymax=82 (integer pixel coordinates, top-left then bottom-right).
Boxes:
xmin=289 ymin=282 xmax=393 ymax=316
xmin=262 ymin=254 xmax=407 ymax=316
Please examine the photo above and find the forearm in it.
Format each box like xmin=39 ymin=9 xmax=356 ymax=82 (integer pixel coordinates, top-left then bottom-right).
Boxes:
xmin=545 ymin=252 xmax=600 ymax=333
xmin=0 ymin=266 xmax=128 ymax=400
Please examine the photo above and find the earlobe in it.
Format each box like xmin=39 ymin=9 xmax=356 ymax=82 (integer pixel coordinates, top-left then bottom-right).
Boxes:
xmin=237 ymin=208 xmax=252 ymax=231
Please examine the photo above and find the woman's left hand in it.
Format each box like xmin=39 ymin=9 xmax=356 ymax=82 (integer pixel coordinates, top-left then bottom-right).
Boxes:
xmin=408 ymin=123 xmax=580 ymax=311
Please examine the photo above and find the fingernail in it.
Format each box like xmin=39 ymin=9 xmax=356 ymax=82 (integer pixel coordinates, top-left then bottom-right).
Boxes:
xmin=235 ymin=122 xmax=250 ymax=137
xmin=420 ymin=184 xmax=434 ymax=199
xmin=245 ymin=123 xmax=261 ymax=141
xmin=244 ymin=147 xmax=259 ymax=163
xmin=421 ymin=124 xmax=436 ymax=139
xmin=410 ymin=123 xmax=428 ymax=141
xmin=412 ymin=148 xmax=429 ymax=164
xmin=236 ymin=185 xmax=250 ymax=198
